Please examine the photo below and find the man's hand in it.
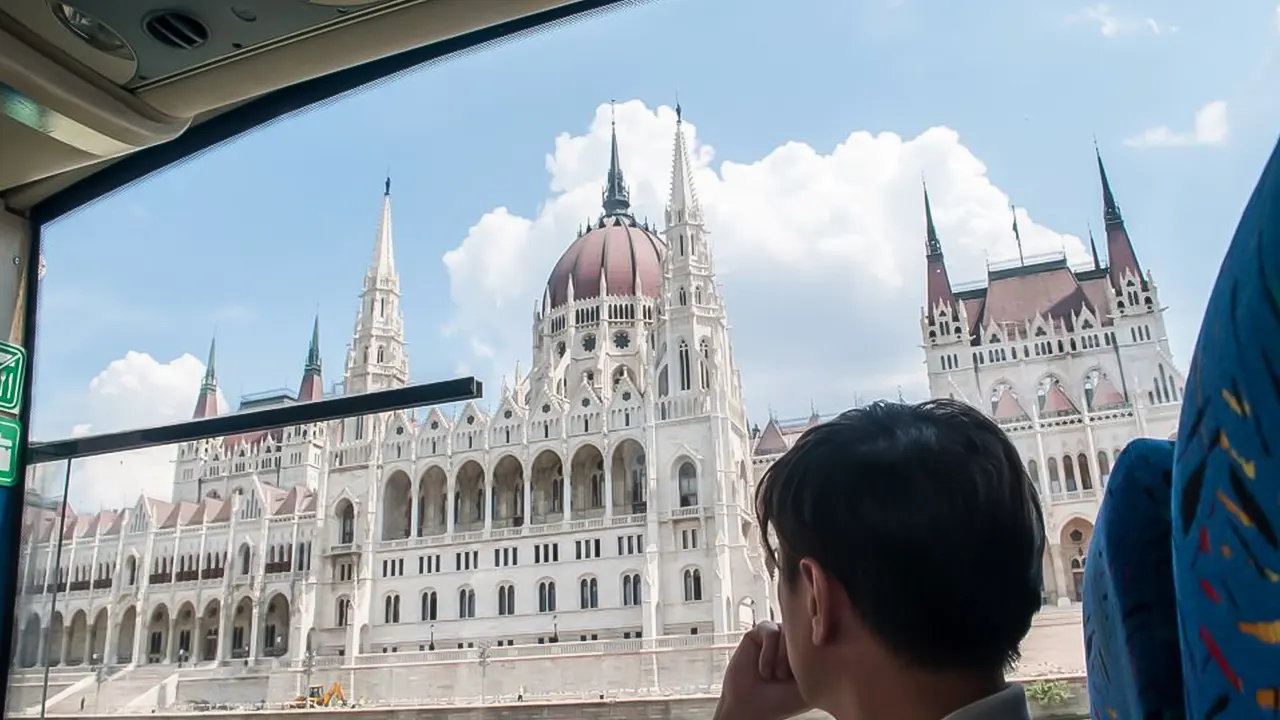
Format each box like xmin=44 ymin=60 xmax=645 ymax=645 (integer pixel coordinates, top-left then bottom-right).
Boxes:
xmin=713 ymin=621 xmax=810 ymax=720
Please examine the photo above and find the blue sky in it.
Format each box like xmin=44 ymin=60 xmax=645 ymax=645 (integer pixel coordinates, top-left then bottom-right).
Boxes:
xmin=28 ymin=0 xmax=1280 ymax=505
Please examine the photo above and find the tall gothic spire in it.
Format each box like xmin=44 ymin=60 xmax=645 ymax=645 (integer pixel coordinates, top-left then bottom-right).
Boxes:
xmin=1096 ymin=146 xmax=1123 ymax=225
xmin=922 ymin=179 xmax=955 ymax=313
xmin=923 ymin=181 xmax=942 ymax=256
xmin=602 ymin=103 xmax=632 ymax=216
xmin=1088 ymin=223 xmax=1102 ymax=270
xmin=369 ymin=175 xmax=397 ymax=281
xmin=298 ymin=315 xmax=324 ymax=402
xmin=305 ymin=315 xmax=322 ymax=373
xmin=666 ymin=102 xmax=701 ymax=225
xmin=192 ymin=336 xmax=219 ymax=419
xmin=346 ymin=177 xmax=409 ymax=395
xmin=1094 ymin=144 xmax=1144 ymax=287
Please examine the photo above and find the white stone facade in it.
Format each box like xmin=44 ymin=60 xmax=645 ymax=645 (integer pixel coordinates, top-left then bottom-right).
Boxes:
xmin=918 ymin=159 xmax=1182 ymax=604
xmin=12 ymin=112 xmax=772 ymax=673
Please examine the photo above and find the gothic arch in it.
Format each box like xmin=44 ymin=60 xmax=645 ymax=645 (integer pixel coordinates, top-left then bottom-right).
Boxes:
xmin=116 ymin=605 xmax=138 ymax=664
xmin=454 ymin=460 xmax=486 ymax=531
xmin=611 ymin=438 xmax=647 ymax=515
xmin=672 ymin=455 xmax=700 ymax=507
xmin=417 ymin=464 xmax=448 ymax=536
xmin=1059 ymin=517 xmax=1094 ymax=602
xmin=569 ymin=443 xmax=605 ymax=518
xmin=332 ymin=495 xmax=357 ymax=545
xmin=492 ymin=454 xmax=525 ymax=528
xmin=17 ymin=613 xmax=40 ymax=668
xmin=381 ymin=469 xmax=412 ymax=540
xmin=530 ymin=449 xmax=565 ymax=524
xmin=262 ymin=594 xmax=290 ymax=655
xmin=199 ymin=599 xmax=221 ymax=662
xmin=681 ymin=566 xmax=704 ymax=602
xmin=577 ymin=574 xmax=599 ymax=609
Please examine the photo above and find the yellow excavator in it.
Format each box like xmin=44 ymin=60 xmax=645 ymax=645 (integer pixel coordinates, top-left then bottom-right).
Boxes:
xmin=292 ymin=682 xmax=346 ymax=708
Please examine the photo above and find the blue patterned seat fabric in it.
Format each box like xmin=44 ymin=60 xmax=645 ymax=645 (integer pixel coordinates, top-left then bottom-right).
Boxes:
xmin=1083 ymin=439 xmax=1184 ymax=719
xmin=1084 ymin=135 xmax=1280 ymax=718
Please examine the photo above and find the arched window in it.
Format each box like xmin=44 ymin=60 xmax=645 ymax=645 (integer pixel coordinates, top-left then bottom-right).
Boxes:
xmin=538 ymin=580 xmax=557 ymax=613
xmin=337 ymin=502 xmax=355 ymax=545
xmin=1077 ymin=453 xmax=1093 ymax=490
xmin=497 ymin=584 xmax=515 ymax=616
xmin=1047 ymin=457 xmax=1062 ymax=493
xmin=336 ymin=597 xmax=351 ymax=627
xmin=1062 ymin=454 xmax=1078 ymax=492
xmin=239 ymin=545 xmax=251 ymax=575
xmin=678 ymin=341 xmax=691 ymax=392
xmin=1026 ymin=459 xmax=1039 ymax=488
xmin=678 ymin=462 xmax=698 ymax=507
xmin=1097 ymin=451 xmax=1111 ymax=481
xmin=622 ymin=573 xmax=642 ymax=607
xmin=579 ymin=577 xmax=599 ymax=609
xmin=683 ymin=568 xmax=703 ymax=602
xmin=421 ymin=590 xmax=437 ymax=621
xmin=698 ymin=339 xmax=711 ymax=390
xmin=458 ymin=588 xmax=476 ymax=619
xmin=384 ymin=594 xmax=400 ymax=624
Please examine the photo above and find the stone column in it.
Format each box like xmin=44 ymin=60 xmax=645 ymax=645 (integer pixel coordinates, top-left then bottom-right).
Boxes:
xmin=248 ymin=599 xmax=261 ymax=662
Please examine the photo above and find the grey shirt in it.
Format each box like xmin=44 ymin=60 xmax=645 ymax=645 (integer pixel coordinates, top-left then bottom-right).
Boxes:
xmin=942 ymin=685 xmax=1032 ymax=720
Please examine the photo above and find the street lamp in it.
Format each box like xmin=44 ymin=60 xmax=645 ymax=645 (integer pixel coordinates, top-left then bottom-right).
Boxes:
xmin=91 ymin=654 xmax=105 ymax=715
xmin=303 ymin=649 xmax=316 ymax=694
xmin=476 ymin=641 xmax=492 ymax=705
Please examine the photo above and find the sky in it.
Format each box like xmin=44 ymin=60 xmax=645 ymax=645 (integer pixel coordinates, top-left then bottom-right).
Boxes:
xmin=27 ymin=0 xmax=1280 ymax=510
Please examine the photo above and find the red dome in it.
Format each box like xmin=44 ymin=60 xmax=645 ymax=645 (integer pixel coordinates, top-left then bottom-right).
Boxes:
xmin=545 ymin=215 xmax=667 ymax=309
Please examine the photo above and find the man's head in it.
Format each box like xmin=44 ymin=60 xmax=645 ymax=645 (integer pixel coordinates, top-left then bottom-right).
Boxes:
xmin=756 ymin=400 xmax=1045 ymax=706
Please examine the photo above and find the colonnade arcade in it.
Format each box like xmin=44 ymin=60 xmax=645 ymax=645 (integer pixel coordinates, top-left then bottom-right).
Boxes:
xmin=343 ymin=440 xmax=671 ymax=543
xmin=12 ymin=593 xmax=294 ymax=668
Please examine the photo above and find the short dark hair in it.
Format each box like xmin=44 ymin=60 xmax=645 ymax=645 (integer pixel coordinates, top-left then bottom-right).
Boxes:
xmin=756 ymin=399 xmax=1045 ymax=672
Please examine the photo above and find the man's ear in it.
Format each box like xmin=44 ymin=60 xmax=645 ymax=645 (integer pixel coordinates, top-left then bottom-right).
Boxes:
xmin=798 ymin=558 xmax=834 ymax=646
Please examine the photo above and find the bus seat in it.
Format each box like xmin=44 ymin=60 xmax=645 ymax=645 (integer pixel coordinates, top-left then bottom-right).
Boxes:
xmin=1170 ymin=132 xmax=1280 ymax=719
xmin=1082 ymin=438 xmax=1185 ymax=718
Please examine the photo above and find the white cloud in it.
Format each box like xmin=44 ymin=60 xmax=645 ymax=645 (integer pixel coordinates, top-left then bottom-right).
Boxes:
xmin=1068 ymin=4 xmax=1176 ymax=36
xmin=440 ymin=101 xmax=1092 ymax=420
xmin=40 ymin=352 xmax=223 ymax=513
xmin=1124 ymin=100 xmax=1230 ymax=149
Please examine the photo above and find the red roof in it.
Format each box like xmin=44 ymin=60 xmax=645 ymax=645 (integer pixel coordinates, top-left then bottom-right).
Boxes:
xmin=545 ymin=216 xmax=666 ymax=309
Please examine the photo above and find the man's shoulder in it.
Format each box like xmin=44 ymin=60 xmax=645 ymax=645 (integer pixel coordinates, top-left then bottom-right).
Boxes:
xmin=942 ymin=684 xmax=1031 ymax=720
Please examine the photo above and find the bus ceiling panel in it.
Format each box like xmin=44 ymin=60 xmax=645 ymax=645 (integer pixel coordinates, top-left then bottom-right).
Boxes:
xmin=13 ymin=0 xmax=631 ymax=221
xmin=0 ymin=0 xmax=612 ymax=209
xmin=135 ymin=0 xmax=584 ymax=119
xmin=0 ymin=23 xmax=189 ymax=194
xmin=0 ymin=118 xmax=107 ymax=192
xmin=4 ymin=0 xmax=419 ymax=89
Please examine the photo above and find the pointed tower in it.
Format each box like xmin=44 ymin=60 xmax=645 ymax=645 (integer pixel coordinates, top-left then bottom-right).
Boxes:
xmin=654 ymin=104 xmax=761 ymax=637
xmin=659 ymin=103 xmax=733 ymax=396
xmin=920 ymin=182 xmax=972 ymax=404
xmin=192 ymin=337 xmax=219 ymax=419
xmin=602 ymin=111 xmax=632 ymax=217
xmin=923 ymin=182 xmax=956 ymax=317
xmin=298 ymin=316 xmax=324 ymax=402
xmin=921 ymin=182 xmax=967 ymax=347
xmin=1095 ymin=148 xmax=1144 ymax=290
xmin=345 ymin=177 xmax=410 ymax=396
